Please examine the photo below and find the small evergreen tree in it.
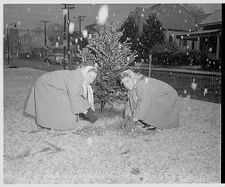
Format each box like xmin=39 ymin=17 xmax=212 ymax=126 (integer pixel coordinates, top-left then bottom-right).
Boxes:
xmin=120 ymin=17 xmax=139 ymax=51
xmin=78 ymin=22 xmax=138 ymax=111
xmin=140 ymin=14 xmax=165 ymax=62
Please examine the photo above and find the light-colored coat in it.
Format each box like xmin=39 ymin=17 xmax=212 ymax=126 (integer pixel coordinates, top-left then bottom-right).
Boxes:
xmin=125 ymin=77 xmax=180 ymax=129
xmin=24 ymin=69 xmax=90 ymax=130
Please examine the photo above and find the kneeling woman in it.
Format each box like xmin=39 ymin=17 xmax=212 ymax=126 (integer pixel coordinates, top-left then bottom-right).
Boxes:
xmin=120 ymin=70 xmax=180 ymax=130
xmin=24 ymin=66 xmax=98 ymax=130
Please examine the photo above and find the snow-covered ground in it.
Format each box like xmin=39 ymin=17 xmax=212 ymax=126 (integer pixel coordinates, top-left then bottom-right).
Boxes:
xmin=3 ymin=67 xmax=221 ymax=183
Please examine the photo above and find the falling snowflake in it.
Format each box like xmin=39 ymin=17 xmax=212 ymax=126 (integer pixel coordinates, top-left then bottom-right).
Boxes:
xmin=97 ymin=4 xmax=109 ymax=25
xmin=191 ymin=78 xmax=197 ymax=90
xmin=181 ymin=36 xmax=184 ymax=39
xmin=185 ymin=19 xmax=187 ymax=23
xmin=17 ymin=21 xmax=21 ymax=26
xmin=203 ymin=88 xmax=208 ymax=96
xmin=189 ymin=29 xmax=192 ymax=32
xmin=63 ymin=9 xmax=68 ymax=16
xmin=89 ymin=34 xmax=92 ymax=38
xmin=127 ymin=57 xmax=130 ymax=61
xmin=75 ymin=38 xmax=78 ymax=43
xmin=184 ymin=90 xmax=187 ymax=94
xmin=69 ymin=22 xmax=75 ymax=34
xmin=179 ymin=10 xmax=181 ymax=13
xmin=209 ymin=47 xmax=212 ymax=52
xmin=26 ymin=7 xmax=30 ymax=13
xmin=82 ymin=30 xmax=88 ymax=38
xmin=141 ymin=14 xmax=144 ymax=17
xmin=80 ymin=37 xmax=83 ymax=41
xmin=87 ymin=137 xmax=93 ymax=146
xmin=186 ymin=95 xmax=191 ymax=99
xmin=54 ymin=26 xmax=58 ymax=30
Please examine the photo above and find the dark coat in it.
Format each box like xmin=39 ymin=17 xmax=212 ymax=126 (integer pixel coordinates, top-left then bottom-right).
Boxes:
xmin=24 ymin=69 xmax=90 ymax=130
xmin=125 ymin=77 xmax=180 ymax=129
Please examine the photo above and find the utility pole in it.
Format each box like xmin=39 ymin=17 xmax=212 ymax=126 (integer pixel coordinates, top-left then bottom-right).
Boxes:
xmin=40 ymin=20 xmax=50 ymax=56
xmin=62 ymin=4 xmax=75 ymax=69
xmin=74 ymin=15 xmax=86 ymax=48
xmin=7 ymin=26 xmax=10 ymax=65
xmin=40 ymin=20 xmax=50 ymax=48
xmin=6 ymin=23 xmax=17 ymax=65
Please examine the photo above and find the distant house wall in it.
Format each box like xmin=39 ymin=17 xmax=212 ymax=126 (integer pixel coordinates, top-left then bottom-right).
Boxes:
xmin=164 ymin=30 xmax=188 ymax=47
xmin=20 ymin=28 xmax=50 ymax=57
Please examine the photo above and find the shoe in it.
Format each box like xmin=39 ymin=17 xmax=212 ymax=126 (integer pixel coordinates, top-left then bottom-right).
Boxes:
xmin=80 ymin=108 xmax=98 ymax=123
xmin=146 ymin=126 xmax=156 ymax=131
xmin=140 ymin=121 xmax=156 ymax=131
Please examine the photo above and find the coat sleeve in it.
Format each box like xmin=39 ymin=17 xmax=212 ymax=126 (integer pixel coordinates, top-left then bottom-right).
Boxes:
xmin=64 ymin=71 xmax=90 ymax=114
xmin=133 ymin=79 xmax=155 ymax=120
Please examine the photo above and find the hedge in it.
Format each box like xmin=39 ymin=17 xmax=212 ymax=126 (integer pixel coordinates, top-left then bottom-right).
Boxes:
xmin=151 ymin=50 xmax=221 ymax=71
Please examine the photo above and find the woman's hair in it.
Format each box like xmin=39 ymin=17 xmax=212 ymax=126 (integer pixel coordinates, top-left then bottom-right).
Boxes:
xmin=120 ymin=70 xmax=145 ymax=82
xmin=88 ymin=67 xmax=98 ymax=73
xmin=120 ymin=71 xmax=132 ymax=79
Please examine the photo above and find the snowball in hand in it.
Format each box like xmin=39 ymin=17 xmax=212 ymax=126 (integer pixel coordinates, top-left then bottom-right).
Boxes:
xmin=69 ymin=22 xmax=75 ymax=34
xmin=97 ymin=5 xmax=109 ymax=25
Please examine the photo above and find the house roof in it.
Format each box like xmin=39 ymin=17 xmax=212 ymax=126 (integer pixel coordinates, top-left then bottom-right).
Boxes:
xmin=176 ymin=29 xmax=221 ymax=39
xmin=199 ymin=9 xmax=222 ymax=26
xmin=129 ymin=4 xmax=207 ymax=32
xmin=177 ymin=29 xmax=220 ymax=36
xmin=150 ymin=4 xmax=197 ymax=31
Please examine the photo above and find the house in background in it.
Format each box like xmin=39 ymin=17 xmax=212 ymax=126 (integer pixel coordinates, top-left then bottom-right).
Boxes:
xmin=19 ymin=27 xmax=50 ymax=58
xmin=128 ymin=4 xmax=209 ymax=47
xmin=176 ymin=9 xmax=222 ymax=61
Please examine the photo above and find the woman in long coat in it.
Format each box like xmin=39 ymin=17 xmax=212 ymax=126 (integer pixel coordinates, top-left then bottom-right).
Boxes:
xmin=120 ymin=69 xmax=180 ymax=130
xmin=24 ymin=66 xmax=98 ymax=130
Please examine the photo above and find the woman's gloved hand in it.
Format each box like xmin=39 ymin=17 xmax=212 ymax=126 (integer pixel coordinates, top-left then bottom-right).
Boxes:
xmin=80 ymin=108 xmax=98 ymax=123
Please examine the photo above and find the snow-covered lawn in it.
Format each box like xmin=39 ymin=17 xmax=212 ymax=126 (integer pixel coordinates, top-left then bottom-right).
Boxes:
xmin=3 ymin=67 xmax=221 ymax=183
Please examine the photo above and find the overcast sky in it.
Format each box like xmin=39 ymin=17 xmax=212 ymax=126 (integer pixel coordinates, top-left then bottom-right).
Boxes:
xmin=3 ymin=3 xmax=222 ymax=31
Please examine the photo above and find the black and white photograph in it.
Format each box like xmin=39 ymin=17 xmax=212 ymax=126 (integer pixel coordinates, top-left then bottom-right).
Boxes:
xmin=2 ymin=1 xmax=222 ymax=184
